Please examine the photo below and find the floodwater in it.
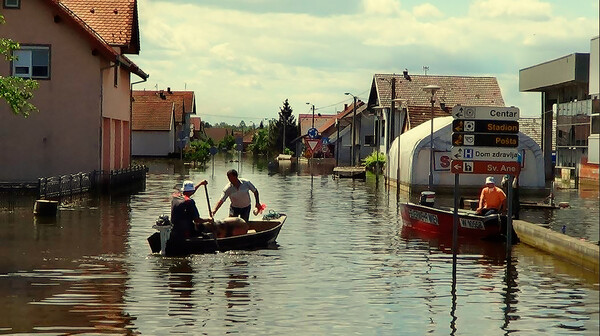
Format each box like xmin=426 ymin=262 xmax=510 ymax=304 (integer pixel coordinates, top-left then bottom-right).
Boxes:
xmin=0 ymin=156 xmax=598 ymax=335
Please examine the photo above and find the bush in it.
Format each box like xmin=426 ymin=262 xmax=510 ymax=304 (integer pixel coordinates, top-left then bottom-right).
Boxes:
xmin=364 ymin=150 xmax=385 ymax=173
xmin=184 ymin=140 xmax=211 ymax=165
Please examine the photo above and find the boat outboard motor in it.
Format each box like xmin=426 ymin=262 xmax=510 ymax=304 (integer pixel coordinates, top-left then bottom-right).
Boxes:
xmin=420 ymin=191 xmax=435 ymax=207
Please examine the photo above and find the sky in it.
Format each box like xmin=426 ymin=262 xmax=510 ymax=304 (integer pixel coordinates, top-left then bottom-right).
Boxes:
xmin=128 ymin=0 xmax=599 ymax=125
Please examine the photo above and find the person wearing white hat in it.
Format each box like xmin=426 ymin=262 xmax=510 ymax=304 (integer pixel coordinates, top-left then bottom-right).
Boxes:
xmin=170 ymin=179 xmax=213 ymax=242
xmin=476 ymin=176 xmax=507 ymax=216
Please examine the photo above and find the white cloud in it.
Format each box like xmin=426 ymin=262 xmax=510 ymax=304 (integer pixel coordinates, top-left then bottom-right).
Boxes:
xmin=412 ymin=3 xmax=443 ymax=18
xmin=131 ymin=0 xmax=598 ymax=123
xmin=362 ymin=0 xmax=402 ymax=15
xmin=469 ymin=0 xmax=552 ymax=20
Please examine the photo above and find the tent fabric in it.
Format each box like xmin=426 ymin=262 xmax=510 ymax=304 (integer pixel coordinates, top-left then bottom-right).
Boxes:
xmin=387 ymin=116 xmax=545 ymax=188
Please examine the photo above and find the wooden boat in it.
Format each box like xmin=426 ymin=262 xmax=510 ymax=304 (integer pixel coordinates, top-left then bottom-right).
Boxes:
xmin=148 ymin=215 xmax=287 ymax=256
xmin=400 ymin=202 xmax=513 ymax=241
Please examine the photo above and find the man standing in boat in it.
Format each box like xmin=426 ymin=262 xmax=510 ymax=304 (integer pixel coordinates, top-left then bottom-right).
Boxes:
xmin=476 ymin=176 xmax=507 ymax=216
xmin=213 ymin=169 xmax=260 ymax=223
xmin=171 ymin=180 xmax=214 ymax=242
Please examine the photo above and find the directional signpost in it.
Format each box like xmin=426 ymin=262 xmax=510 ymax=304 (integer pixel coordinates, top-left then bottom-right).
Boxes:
xmin=450 ymin=160 xmax=521 ymax=174
xmin=450 ymin=105 xmax=521 ymax=254
xmin=450 ymin=105 xmax=520 ymax=174
xmin=452 ymin=133 xmax=518 ymax=147
xmin=452 ymin=106 xmax=519 ymax=120
xmin=451 ymin=147 xmax=519 ymax=162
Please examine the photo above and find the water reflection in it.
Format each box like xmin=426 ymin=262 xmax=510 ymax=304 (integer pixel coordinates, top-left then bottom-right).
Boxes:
xmin=0 ymin=157 xmax=598 ymax=335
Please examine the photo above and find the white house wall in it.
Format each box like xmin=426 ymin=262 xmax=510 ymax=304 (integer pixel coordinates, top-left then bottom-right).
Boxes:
xmin=132 ymin=131 xmax=175 ymax=156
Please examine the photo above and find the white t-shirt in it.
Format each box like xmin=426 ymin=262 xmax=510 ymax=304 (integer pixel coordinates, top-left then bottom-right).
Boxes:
xmin=219 ymin=179 xmax=257 ymax=208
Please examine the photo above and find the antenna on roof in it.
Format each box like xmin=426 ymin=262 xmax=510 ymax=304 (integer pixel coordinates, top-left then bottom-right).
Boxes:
xmin=423 ymin=66 xmax=429 ymax=75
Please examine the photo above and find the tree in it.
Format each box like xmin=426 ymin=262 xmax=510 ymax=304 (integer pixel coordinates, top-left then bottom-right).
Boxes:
xmin=0 ymin=14 xmax=39 ymax=117
xmin=269 ymin=99 xmax=298 ymax=155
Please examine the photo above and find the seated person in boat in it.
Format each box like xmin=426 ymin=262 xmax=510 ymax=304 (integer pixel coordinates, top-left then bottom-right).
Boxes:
xmin=203 ymin=217 xmax=249 ymax=238
xmin=212 ymin=169 xmax=261 ymax=223
xmin=170 ymin=180 xmax=213 ymax=241
xmin=476 ymin=176 xmax=507 ymax=216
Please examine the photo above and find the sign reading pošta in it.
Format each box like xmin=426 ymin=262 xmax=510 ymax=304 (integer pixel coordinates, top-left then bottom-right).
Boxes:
xmin=451 ymin=105 xmax=519 ymax=120
xmin=451 ymin=105 xmax=520 ymax=174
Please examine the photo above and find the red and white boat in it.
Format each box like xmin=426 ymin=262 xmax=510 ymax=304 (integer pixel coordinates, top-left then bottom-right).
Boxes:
xmin=399 ymin=192 xmax=510 ymax=240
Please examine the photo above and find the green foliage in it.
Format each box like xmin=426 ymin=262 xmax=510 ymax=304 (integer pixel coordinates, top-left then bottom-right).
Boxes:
xmin=248 ymin=128 xmax=271 ymax=155
xmin=218 ymin=134 xmax=236 ymax=151
xmin=184 ymin=140 xmax=211 ymax=165
xmin=0 ymin=14 xmax=39 ymax=117
xmin=283 ymin=147 xmax=294 ymax=155
xmin=364 ymin=150 xmax=386 ymax=173
xmin=268 ymin=99 xmax=298 ymax=155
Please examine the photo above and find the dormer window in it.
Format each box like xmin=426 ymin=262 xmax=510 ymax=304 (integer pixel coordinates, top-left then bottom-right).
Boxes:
xmin=3 ymin=0 xmax=20 ymax=9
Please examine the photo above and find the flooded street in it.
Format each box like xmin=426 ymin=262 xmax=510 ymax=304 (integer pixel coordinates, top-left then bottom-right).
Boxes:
xmin=0 ymin=156 xmax=598 ymax=335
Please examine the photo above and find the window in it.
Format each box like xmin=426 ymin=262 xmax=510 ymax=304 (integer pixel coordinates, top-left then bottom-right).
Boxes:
xmin=3 ymin=0 xmax=20 ymax=9
xmin=364 ymin=135 xmax=375 ymax=146
xmin=12 ymin=46 xmax=50 ymax=79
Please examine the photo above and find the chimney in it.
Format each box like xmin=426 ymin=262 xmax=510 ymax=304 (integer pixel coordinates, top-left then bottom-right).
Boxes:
xmin=344 ymin=104 xmax=348 ymax=111
xmin=159 ymin=91 xmax=166 ymax=99
xmin=403 ymin=69 xmax=411 ymax=81
xmin=167 ymin=87 xmax=172 ymax=94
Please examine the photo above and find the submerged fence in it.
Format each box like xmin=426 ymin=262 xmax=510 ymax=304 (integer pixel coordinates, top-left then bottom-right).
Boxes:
xmin=36 ymin=165 xmax=148 ymax=199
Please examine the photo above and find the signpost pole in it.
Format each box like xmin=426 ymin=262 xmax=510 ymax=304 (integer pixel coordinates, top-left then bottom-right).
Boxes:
xmin=452 ymin=173 xmax=459 ymax=257
xmin=506 ymin=175 xmax=514 ymax=256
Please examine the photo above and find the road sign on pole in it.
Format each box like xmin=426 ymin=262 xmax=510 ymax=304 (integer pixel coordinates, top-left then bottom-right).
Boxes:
xmin=452 ymin=133 xmax=518 ymax=147
xmin=452 ymin=120 xmax=519 ymax=133
xmin=451 ymin=147 xmax=519 ymax=162
xmin=452 ymin=106 xmax=520 ymax=120
xmin=450 ymin=160 xmax=521 ymax=174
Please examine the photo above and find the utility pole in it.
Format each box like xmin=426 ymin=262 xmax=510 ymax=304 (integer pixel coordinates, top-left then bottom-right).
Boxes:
xmin=345 ymin=93 xmax=358 ymax=166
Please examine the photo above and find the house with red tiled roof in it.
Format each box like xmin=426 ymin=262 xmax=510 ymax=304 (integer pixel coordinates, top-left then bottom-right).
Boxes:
xmin=316 ymin=101 xmax=366 ymax=163
xmin=204 ymin=128 xmax=231 ymax=144
xmin=359 ymin=71 xmax=504 ymax=167
xmin=0 ymin=0 xmax=148 ymax=182
xmin=132 ymin=88 xmax=196 ymax=153
xmin=131 ymin=101 xmax=175 ymax=156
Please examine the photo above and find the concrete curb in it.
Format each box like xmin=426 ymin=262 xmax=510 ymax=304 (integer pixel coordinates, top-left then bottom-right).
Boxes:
xmin=513 ymin=220 xmax=599 ymax=273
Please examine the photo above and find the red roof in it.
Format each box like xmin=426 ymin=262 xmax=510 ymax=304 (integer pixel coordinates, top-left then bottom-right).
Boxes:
xmin=204 ymin=128 xmax=230 ymax=143
xmin=59 ymin=0 xmax=139 ymax=53
xmin=42 ymin=0 xmax=146 ymax=78
xmin=132 ymin=101 xmax=174 ymax=131
xmin=405 ymin=105 xmax=452 ymax=129
xmin=133 ymin=90 xmax=193 ymax=123
xmin=372 ymin=74 xmax=505 ymax=109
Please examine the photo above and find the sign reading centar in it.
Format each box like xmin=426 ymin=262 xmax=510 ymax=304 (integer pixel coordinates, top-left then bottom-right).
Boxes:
xmin=452 ymin=105 xmax=519 ymax=121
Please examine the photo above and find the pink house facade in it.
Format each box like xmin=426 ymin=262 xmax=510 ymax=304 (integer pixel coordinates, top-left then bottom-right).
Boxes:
xmin=0 ymin=0 xmax=148 ymax=182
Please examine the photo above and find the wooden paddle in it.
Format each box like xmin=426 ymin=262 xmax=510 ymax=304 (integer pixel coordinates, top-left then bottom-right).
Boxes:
xmin=203 ymin=184 xmax=220 ymax=251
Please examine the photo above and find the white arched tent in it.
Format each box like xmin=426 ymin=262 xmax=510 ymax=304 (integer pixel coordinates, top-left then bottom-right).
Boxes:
xmin=387 ymin=116 xmax=545 ymax=190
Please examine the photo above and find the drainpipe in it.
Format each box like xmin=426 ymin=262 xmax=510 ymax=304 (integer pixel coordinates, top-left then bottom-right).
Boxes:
xmin=130 ymin=76 xmax=148 ymax=166
xmin=100 ymin=60 xmax=119 ymax=177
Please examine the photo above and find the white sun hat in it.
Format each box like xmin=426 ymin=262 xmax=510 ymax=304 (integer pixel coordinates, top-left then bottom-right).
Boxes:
xmin=181 ymin=180 xmax=195 ymax=192
xmin=485 ymin=176 xmax=495 ymax=185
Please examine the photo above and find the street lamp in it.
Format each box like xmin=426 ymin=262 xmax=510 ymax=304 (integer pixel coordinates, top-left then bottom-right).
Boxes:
xmin=422 ymin=84 xmax=441 ymax=190
xmin=345 ymin=92 xmax=358 ymax=166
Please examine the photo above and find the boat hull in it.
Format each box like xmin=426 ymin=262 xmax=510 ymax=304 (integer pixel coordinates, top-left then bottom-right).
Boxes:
xmin=400 ymin=202 xmax=507 ymax=240
xmin=148 ymin=215 xmax=286 ymax=256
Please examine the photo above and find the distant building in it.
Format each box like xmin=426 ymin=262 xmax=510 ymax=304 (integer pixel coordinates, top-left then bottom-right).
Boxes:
xmin=520 ymin=36 xmax=599 ymax=185
xmin=131 ymin=101 xmax=175 ymax=156
xmin=132 ymin=89 xmax=196 ymax=154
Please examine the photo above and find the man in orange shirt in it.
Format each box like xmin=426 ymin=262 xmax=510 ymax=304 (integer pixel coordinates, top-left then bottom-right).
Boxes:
xmin=476 ymin=176 xmax=507 ymax=216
